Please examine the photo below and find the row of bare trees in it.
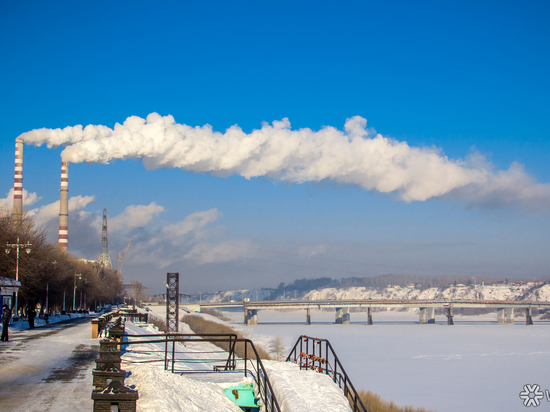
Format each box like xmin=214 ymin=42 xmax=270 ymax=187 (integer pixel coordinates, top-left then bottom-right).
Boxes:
xmin=1 ymin=208 xmax=123 ymax=316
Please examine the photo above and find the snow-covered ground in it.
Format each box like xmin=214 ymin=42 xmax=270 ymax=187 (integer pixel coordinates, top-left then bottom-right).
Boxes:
xmin=4 ymin=304 xmax=547 ymax=411
xmin=8 ymin=311 xmax=93 ymax=330
xmin=0 ymin=316 xmax=98 ymax=412
xmin=123 ymin=319 xmax=352 ymax=412
xmin=214 ymin=309 xmax=550 ymax=412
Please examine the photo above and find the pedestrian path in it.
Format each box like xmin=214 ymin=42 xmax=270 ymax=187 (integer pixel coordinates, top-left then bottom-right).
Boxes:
xmin=0 ymin=316 xmax=97 ymax=412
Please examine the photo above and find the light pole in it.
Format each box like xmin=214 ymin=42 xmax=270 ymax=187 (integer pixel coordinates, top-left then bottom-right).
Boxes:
xmin=5 ymin=237 xmax=32 ymax=320
xmin=73 ymin=273 xmax=82 ymax=312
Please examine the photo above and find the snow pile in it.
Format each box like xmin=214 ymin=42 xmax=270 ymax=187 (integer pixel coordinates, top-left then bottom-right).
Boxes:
xmin=304 ymin=284 xmax=550 ymax=302
xmin=263 ymin=360 xmax=352 ymax=412
xmin=125 ymin=363 xmax=242 ymax=412
xmin=9 ymin=311 xmax=93 ymax=330
xmin=122 ymin=322 xmax=243 ymax=411
xmin=122 ymin=319 xmax=356 ymax=412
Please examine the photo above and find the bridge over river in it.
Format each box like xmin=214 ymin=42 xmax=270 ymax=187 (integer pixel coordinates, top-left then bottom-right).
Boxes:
xmin=195 ymin=299 xmax=550 ymax=326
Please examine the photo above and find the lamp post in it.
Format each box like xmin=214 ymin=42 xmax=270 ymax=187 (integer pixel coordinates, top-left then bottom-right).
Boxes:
xmin=5 ymin=237 xmax=32 ymax=320
xmin=73 ymin=273 xmax=82 ymax=312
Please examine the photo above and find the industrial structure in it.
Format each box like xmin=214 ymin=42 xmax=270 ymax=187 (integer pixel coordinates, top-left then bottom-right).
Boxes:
xmin=166 ymin=273 xmax=180 ymax=332
xmin=12 ymin=138 xmax=24 ymax=226
xmin=58 ymin=161 xmax=69 ymax=251
xmin=99 ymin=208 xmax=111 ymax=268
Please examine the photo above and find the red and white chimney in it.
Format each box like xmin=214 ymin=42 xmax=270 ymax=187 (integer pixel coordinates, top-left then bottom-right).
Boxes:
xmin=58 ymin=161 xmax=69 ymax=251
xmin=12 ymin=137 xmax=24 ymax=224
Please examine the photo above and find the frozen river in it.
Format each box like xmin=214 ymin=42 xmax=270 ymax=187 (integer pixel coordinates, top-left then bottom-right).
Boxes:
xmin=219 ymin=309 xmax=550 ymax=412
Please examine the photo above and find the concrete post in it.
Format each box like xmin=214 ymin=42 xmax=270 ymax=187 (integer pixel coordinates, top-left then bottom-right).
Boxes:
xmin=526 ymin=308 xmax=533 ymax=325
xmin=92 ymin=318 xmax=100 ymax=339
xmin=342 ymin=307 xmax=350 ymax=324
xmin=91 ymin=381 xmax=138 ymax=412
xmin=446 ymin=307 xmax=454 ymax=325
xmin=497 ymin=308 xmax=505 ymax=323
xmin=250 ymin=309 xmax=258 ymax=326
xmin=93 ymin=362 xmax=127 ymax=389
xmin=96 ymin=340 xmax=121 ymax=370
xmin=306 ymin=308 xmax=311 ymax=325
xmin=419 ymin=307 xmax=427 ymax=324
xmin=244 ymin=308 xmax=248 ymax=325
xmin=335 ymin=308 xmax=343 ymax=324
xmin=505 ymin=307 xmax=514 ymax=323
xmin=427 ymin=307 xmax=435 ymax=324
xmin=245 ymin=309 xmax=257 ymax=326
xmin=367 ymin=307 xmax=373 ymax=325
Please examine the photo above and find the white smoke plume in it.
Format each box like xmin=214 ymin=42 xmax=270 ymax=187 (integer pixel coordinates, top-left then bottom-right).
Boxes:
xmin=18 ymin=113 xmax=550 ymax=210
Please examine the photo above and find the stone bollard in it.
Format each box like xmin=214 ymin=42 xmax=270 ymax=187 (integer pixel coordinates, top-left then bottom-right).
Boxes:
xmin=92 ymin=318 xmax=101 ymax=339
xmin=96 ymin=339 xmax=122 ymax=370
xmin=92 ymin=361 xmax=128 ymax=390
xmin=91 ymin=380 xmax=138 ymax=412
xmin=108 ymin=324 xmax=125 ymax=346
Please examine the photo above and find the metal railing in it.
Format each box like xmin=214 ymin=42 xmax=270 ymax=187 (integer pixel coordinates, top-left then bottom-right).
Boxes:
xmin=120 ymin=333 xmax=281 ymax=412
xmin=286 ymin=335 xmax=367 ymax=412
xmin=120 ymin=312 xmax=148 ymax=323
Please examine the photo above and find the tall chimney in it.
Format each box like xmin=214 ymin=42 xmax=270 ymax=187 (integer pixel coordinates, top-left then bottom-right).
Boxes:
xmin=58 ymin=161 xmax=69 ymax=251
xmin=12 ymin=137 xmax=24 ymax=224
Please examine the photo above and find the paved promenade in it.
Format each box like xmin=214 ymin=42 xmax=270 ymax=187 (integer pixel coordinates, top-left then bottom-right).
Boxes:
xmin=0 ymin=316 xmax=97 ymax=412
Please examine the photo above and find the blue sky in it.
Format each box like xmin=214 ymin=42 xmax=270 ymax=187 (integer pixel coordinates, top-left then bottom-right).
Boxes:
xmin=1 ymin=1 xmax=549 ymax=294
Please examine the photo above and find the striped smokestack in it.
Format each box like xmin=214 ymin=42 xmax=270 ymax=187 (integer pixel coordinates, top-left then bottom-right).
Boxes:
xmin=12 ymin=137 xmax=24 ymax=224
xmin=58 ymin=161 xmax=69 ymax=251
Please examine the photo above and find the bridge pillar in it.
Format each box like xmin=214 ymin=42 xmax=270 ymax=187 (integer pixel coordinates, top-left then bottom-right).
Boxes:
xmin=497 ymin=308 xmax=505 ymax=323
xmin=427 ymin=307 xmax=435 ymax=324
xmin=506 ymin=307 xmax=514 ymax=323
xmin=342 ymin=307 xmax=350 ymax=324
xmin=419 ymin=307 xmax=427 ymax=324
xmin=246 ymin=309 xmax=258 ymax=326
xmin=446 ymin=307 xmax=454 ymax=325
xmin=526 ymin=308 xmax=533 ymax=325
xmin=335 ymin=308 xmax=343 ymax=324
xmin=306 ymin=308 xmax=311 ymax=325
xmin=367 ymin=307 xmax=373 ymax=325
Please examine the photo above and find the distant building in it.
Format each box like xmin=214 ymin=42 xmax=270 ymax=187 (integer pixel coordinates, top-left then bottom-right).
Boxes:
xmin=0 ymin=277 xmax=21 ymax=309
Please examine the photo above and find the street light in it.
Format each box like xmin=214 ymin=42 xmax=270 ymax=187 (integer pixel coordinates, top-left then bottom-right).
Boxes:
xmin=5 ymin=237 xmax=32 ymax=320
xmin=73 ymin=273 xmax=82 ymax=312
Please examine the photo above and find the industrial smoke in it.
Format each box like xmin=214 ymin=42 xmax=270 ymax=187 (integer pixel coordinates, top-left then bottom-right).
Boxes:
xmin=17 ymin=113 xmax=550 ymax=209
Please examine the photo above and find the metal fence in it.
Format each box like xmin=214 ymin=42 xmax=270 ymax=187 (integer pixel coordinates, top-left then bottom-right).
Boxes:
xmin=286 ymin=335 xmax=367 ymax=412
xmin=120 ymin=333 xmax=281 ymax=412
